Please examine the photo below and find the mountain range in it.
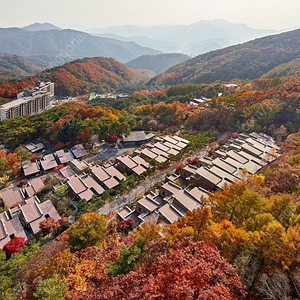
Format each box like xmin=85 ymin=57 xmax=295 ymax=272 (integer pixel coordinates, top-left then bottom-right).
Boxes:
xmin=0 ymin=27 xmax=161 ymax=67
xmin=149 ymin=28 xmax=300 ymax=86
xmin=86 ymin=19 xmax=278 ymax=56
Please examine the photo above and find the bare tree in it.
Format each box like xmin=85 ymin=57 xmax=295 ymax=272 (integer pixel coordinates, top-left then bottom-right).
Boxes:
xmin=257 ymin=272 xmax=291 ymax=300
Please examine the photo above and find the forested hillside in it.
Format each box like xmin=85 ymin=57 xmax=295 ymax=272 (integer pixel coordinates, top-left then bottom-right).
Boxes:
xmin=0 ymin=54 xmax=42 ymax=79
xmin=262 ymin=57 xmax=300 ymax=78
xmin=0 ymin=57 xmax=153 ymax=98
xmin=125 ymin=53 xmax=190 ymax=74
xmin=149 ymin=29 xmax=300 ymax=86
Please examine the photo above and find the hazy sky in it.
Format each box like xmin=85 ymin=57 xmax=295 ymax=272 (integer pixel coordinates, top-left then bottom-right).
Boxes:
xmin=0 ymin=0 xmax=299 ymax=30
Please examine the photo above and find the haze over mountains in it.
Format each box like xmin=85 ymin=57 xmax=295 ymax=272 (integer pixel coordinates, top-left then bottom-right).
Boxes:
xmin=0 ymin=26 xmax=161 ymax=68
xmin=86 ymin=19 xmax=278 ymax=56
xmin=149 ymin=28 xmax=300 ymax=86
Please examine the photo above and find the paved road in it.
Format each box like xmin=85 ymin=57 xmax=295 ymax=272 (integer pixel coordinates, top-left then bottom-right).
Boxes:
xmin=97 ymin=147 xmax=208 ymax=216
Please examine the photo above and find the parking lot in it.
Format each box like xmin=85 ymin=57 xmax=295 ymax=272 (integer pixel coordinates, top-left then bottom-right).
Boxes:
xmin=90 ymin=142 xmax=137 ymax=162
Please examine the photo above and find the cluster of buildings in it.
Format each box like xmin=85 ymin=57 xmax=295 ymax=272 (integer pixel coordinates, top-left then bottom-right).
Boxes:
xmin=0 ymin=177 xmax=60 ymax=249
xmin=0 ymin=82 xmax=54 ymax=121
xmin=22 ymin=143 xmax=88 ymax=177
xmin=117 ymin=132 xmax=279 ymax=228
xmin=62 ymin=134 xmax=189 ymax=201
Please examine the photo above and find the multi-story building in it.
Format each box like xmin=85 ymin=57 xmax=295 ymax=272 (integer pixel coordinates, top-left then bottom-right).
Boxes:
xmin=0 ymin=82 xmax=54 ymax=121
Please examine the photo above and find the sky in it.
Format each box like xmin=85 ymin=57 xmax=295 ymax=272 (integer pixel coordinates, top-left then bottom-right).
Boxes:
xmin=0 ymin=0 xmax=299 ymax=30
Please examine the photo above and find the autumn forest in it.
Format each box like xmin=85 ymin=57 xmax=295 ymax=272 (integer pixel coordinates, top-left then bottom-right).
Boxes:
xmin=2 ymin=25 xmax=300 ymax=300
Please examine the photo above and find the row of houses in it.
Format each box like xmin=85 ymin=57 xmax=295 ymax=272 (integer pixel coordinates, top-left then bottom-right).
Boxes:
xmin=0 ymin=177 xmax=60 ymax=249
xmin=22 ymin=144 xmax=88 ymax=177
xmin=56 ymin=135 xmax=190 ymax=202
xmin=117 ymin=132 xmax=279 ymax=228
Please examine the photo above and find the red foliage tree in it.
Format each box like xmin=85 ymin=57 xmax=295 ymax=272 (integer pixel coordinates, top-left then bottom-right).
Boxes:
xmin=39 ymin=217 xmax=61 ymax=235
xmin=17 ymin=179 xmax=28 ymax=187
xmin=54 ymin=142 xmax=65 ymax=151
xmin=54 ymin=164 xmax=64 ymax=173
xmin=107 ymin=134 xmax=118 ymax=143
xmin=187 ymin=156 xmax=199 ymax=165
xmin=30 ymin=155 xmax=40 ymax=163
xmin=85 ymin=239 xmax=247 ymax=300
xmin=118 ymin=218 xmax=134 ymax=234
xmin=3 ymin=236 xmax=26 ymax=257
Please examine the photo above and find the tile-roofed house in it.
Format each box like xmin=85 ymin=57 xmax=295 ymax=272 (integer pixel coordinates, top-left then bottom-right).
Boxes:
xmin=226 ymin=150 xmax=249 ymax=165
xmin=150 ymin=147 xmax=169 ymax=159
xmin=131 ymin=156 xmax=150 ymax=169
xmin=209 ymin=166 xmax=239 ymax=185
xmin=91 ymin=165 xmax=110 ymax=183
xmin=158 ymin=203 xmax=184 ymax=224
xmin=103 ymin=176 xmax=119 ymax=189
xmin=171 ymin=135 xmax=190 ymax=145
xmin=105 ymin=166 xmax=126 ymax=182
xmin=117 ymin=206 xmax=133 ymax=220
xmin=198 ymin=156 xmax=213 ymax=168
xmin=1 ymin=188 xmax=25 ymax=208
xmin=237 ymin=150 xmax=266 ymax=166
xmin=136 ymin=196 xmax=160 ymax=215
xmin=23 ymin=178 xmax=45 ymax=198
xmin=82 ymin=176 xmax=104 ymax=195
xmin=227 ymin=144 xmax=241 ymax=152
xmin=23 ymin=142 xmax=45 ymax=153
xmin=189 ymin=167 xmax=223 ymax=191
xmin=132 ymin=164 xmax=147 ymax=176
xmin=40 ymin=154 xmax=58 ymax=172
xmin=22 ymin=160 xmax=40 ymax=177
xmin=153 ymin=142 xmax=170 ymax=153
xmin=181 ymin=164 xmax=198 ymax=179
xmin=188 ymin=187 xmax=208 ymax=203
xmin=78 ymin=189 xmax=94 ymax=201
xmin=0 ymin=211 xmax=27 ymax=249
xmin=55 ymin=149 xmax=74 ymax=164
xmin=163 ymin=136 xmax=181 ymax=146
xmin=212 ymin=158 xmax=237 ymax=175
xmin=214 ymin=149 xmax=227 ymax=159
xmin=67 ymin=176 xmax=87 ymax=196
xmin=167 ymin=148 xmax=180 ymax=156
xmin=140 ymin=148 xmax=158 ymax=161
xmin=240 ymin=143 xmax=263 ymax=158
xmin=171 ymin=189 xmax=203 ymax=213
xmin=224 ymin=157 xmax=261 ymax=175
xmin=155 ymin=155 xmax=168 ymax=164
xmin=122 ymin=131 xmax=154 ymax=146
xmin=59 ymin=165 xmax=76 ymax=179
xmin=70 ymin=144 xmax=88 ymax=159
xmin=159 ymin=182 xmax=182 ymax=198
xmin=116 ymin=155 xmax=138 ymax=173
xmin=163 ymin=141 xmax=182 ymax=152
xmin=69 ymin=159 xmax=89 ymax=174
xmin=19 ymin=199 xmax=60 ymax=234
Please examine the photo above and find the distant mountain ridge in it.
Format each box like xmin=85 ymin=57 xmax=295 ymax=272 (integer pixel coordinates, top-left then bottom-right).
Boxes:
xmin=22 ymin=22 xmax=61 ymax=31
xmin=149 ymin=28 xmax=300 ymax=86
xmin=125 ymin=53 xmax=190 ymax=74
xmin=0 ymin=27 xmax=161 ymax=66
xmin=87 ymin=19 xmax=277 ymax=56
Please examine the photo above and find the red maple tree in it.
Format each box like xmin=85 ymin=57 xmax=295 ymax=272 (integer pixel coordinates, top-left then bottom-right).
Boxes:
xmin=3 ymin=236 xmax=26 ymax=257
xmin=84 ymin=239 xmax=247 ymax=299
